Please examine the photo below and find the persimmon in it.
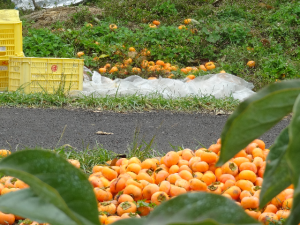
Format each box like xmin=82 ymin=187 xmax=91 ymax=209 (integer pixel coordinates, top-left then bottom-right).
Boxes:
xmin=207 ymin=184 xmax=222 ymax=194
xmin=109 ymin=24 xmax=118 ymax=30
xmin=200 ymin=151 xmax=218 ymax=164
xmin=169 ymin=185 xmax=186 ymax=197
xmin=0 ymin=212 xmax=15 ymax=225
xmin=126 ymin=163 xmax=142 ymax=174
xmin=181 ymin=149 xmax=195 ymax=161
xmin=239 ymin=170 xmax=257 ymax=183
xmin=155 ymin=170 xmax=169 ymax=184
xmin=192 ymin=161 xmax=209 ymax=173
xmin=258 ymin=213 xmax=278 ymax=224
xmin=77 ymin=52 xmax=84 ymax=57
xmin=205 ymin=62 xmax=216 ymax=70
xmin=105 ymin=216 xmax=121 ymax=224
xmin=235 ymin=180 xmax=254 ymax=191
xmin=223 ymin=186 xmax=241 ymax=200
xmin=142 ymin=184 xmax=159 ymax=200
xmin=89 ymin=176 xmax=104 ymax=188
xmin=94 ymin=188 xmax=112 ymax=202
xmin=247 ymin=61 xmax=255 ymax=68
xmin=0 ymin=150 xmax=11 ymax=157
xmin=184 ymin=19 xmax=191 ymax=24
xmin=201 ymin=172 xmax=216 ymax=185
xmin=169 ymin=165 xmax=180 ymax=174
xmin=151 ymin=191 xmax=169 ymax=205
xmin=178 ymin=170 xmax=193 ymax=181
xmin=178 ymin=165 xmax=192 ymax=173
xmin=189 ymin=178 xmax=207 ymax=191
xmin=221 ymin=162 xmax=239 ymax=176
xmin=264 ymin=204 xmax=278 ymax=214
xmin=208 ymin=144 xmax=221 ymax=154
xmin=282 ymin=198 xmax=293 ymax=209
xmin=241 ymin=196 xmax=259 ymax=209
xmin=223 ymin=180 xmax=236 ymax=190
xmin=126 ymin=178 xmax=143 ymax=190
xmin=123 ymin=185 xmax=142 ymax=201
xmin=99 ymin=213 xmax=107 ymax=224
xmin=276 ymin=210 xmax=290 ymax=219
xmin=102 ymin=167 xmax=118 ymax=181
xmin=117 ymin=201 xmax=137 ymax=216
xmin=109 ymin=66 xmax=118 ymax=74
xmin=159 ymin=180 xmax=171 ymax=194
xmin=152 ymin=20 xmax=160 ymax=26
xmin=68 ymin=159 xmax=80 ymax=168
xmin=199 ymin=65 xmax=207 ymax=71
xmin=239 ymin=162 xmax=257 ymax=173
xmin=98 ymin=202 xmax=117 ymax=215
xmin=137 ymin=206 xmax=151 ymax=216
xmin=175 ymin=179 xmax=190 ymax=191
xmin=141 ymin=159 xmax=157 ymax=170
xmin=218 ymin=174 xmax=236 ymax=183
xmin=252 ymin=139 xmax=265 ymax=150
xmin=117 ymin=194 xmax=134 ymax=204
xmin=245 ymin=210 xmax=261 ymax=220
xmin=187 ymin=75 xmax=195 ymax=80
xmin=178 ymin=25 xmax=187 ymax=30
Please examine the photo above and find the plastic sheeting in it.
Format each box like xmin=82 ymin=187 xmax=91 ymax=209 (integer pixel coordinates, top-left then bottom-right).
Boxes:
xmin=79 ymin=69 xmax=255 ymax=101
xmin=12 ymin=0 xmax=83 ymax=10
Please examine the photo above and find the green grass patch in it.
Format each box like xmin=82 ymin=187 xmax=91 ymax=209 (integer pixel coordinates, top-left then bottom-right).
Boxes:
xmin=0 ymin=91 xmax=239 ymax=112
xmin=8 ymin=0 xmax=298 ymax=91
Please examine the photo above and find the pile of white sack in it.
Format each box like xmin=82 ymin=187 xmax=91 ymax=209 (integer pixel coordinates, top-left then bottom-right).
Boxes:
xmin=12 ymin=0 xmax=83 ymax=10
xmin=81 ymin=68 xmax=255 ymax=101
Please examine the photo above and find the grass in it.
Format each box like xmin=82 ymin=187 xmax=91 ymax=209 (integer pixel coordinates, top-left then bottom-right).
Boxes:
xmin=1 ymin=0 xmax=299 ymax=111
xmin=8 ymin=0 xmax=299 ymax=91
xmin=0 ymin=91 xmax=239 ymax=112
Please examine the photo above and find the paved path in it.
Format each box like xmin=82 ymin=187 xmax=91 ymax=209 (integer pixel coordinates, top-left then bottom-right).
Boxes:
xmin=0 ymin=107 xmax=289 ymax=153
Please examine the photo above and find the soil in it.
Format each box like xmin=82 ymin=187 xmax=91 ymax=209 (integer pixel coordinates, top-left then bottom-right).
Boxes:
xmin=21 ymin=6 xmax=103 ymax=29
xmin=0 ymin=107 xmax=290 ymax=153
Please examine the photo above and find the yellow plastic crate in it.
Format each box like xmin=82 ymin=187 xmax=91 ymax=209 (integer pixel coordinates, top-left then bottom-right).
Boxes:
xmin=0 ymin=10 xmax=24 ymax=57
xmin=0 ymin=56 xmax=9 ymax=91
xmin=8 ymin=57 xmax=84 ymax=94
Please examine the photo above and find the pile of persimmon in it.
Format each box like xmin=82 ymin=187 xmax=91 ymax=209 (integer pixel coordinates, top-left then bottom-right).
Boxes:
xmin=98 ymin=56 xmax=222 ymax=81
xmin=85 ymin=139 xmax=293 ymax=224
xmin=0 ymin=139 xmax=294 ymax=225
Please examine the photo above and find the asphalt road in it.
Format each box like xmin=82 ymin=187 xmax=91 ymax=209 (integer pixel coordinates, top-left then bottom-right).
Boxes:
xmin=0 ymin=107 xmax=290 ymax=153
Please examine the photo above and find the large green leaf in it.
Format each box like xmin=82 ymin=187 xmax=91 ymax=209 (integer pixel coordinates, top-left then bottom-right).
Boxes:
xmin=286 ymin=94 xmax=300 ymax=225
xmin=0 ymin=150 xmax=100 ymax=225
xmin=218 ymin=80 xmax=300 ymax=166
xmin=259 ymin=127 xmax=292 ymax=208
xmin=113 ymin=192 xmax=259 ymax=225
xmin=0 ymin=189 xmax=77 ymax=225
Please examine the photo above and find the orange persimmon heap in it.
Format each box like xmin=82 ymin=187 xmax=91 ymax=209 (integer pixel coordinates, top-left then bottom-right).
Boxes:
xmin=0 ymin=139 xmax=294 ymax=225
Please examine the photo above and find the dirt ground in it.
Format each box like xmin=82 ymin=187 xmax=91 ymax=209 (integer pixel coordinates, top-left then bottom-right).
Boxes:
xmin=21 ymin=6 xmax=103 ymax=29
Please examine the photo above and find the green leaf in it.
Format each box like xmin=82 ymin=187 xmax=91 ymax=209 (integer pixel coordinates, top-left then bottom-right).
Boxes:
xmin=114 ymin=192 xmax=259 ymax=225
xmin=99 ymin=54 xmax=109 ymax=58
xmin=218 ymin=80 xmax=300 ymax=166
xmin=0 ymin=150 xmax=100 ymax=225
xmin=285 ymin=93 xmax=300 ymax=225
xmin=259 ymin=127 xmax=292 ymax=208
xmin=0 ymin=189 xmax=77 ymax=225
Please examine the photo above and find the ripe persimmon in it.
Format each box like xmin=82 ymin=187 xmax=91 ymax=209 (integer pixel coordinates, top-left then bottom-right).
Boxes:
xmin=117 ymin=201 xmax=137 ymax=216
xmin=142 ymin=184 xmax=159 ymax=200
xmin=98 ymin=202 xmax=117 ymax=215
xmin=0 ymin=212 xmax=15 ymax=225
xmin=164 ymin=151 xmax=180 ymax=167
xmin=151 ymin=191 xmax=169 ymax=205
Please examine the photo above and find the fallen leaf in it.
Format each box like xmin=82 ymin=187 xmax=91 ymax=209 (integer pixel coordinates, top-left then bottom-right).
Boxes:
xmin=96 ymin=131 xmax=114 ymax=135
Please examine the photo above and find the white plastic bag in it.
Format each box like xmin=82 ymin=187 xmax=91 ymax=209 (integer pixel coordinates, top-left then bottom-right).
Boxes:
xmin=81 ymin=73 xmax=255 ymax=101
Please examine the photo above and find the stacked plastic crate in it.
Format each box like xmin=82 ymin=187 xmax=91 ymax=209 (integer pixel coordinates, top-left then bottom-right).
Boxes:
xmin=0 ymin=9 xmax=24 ymax=91
xmin=0 ymin=9 xmax=83 ymax=93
